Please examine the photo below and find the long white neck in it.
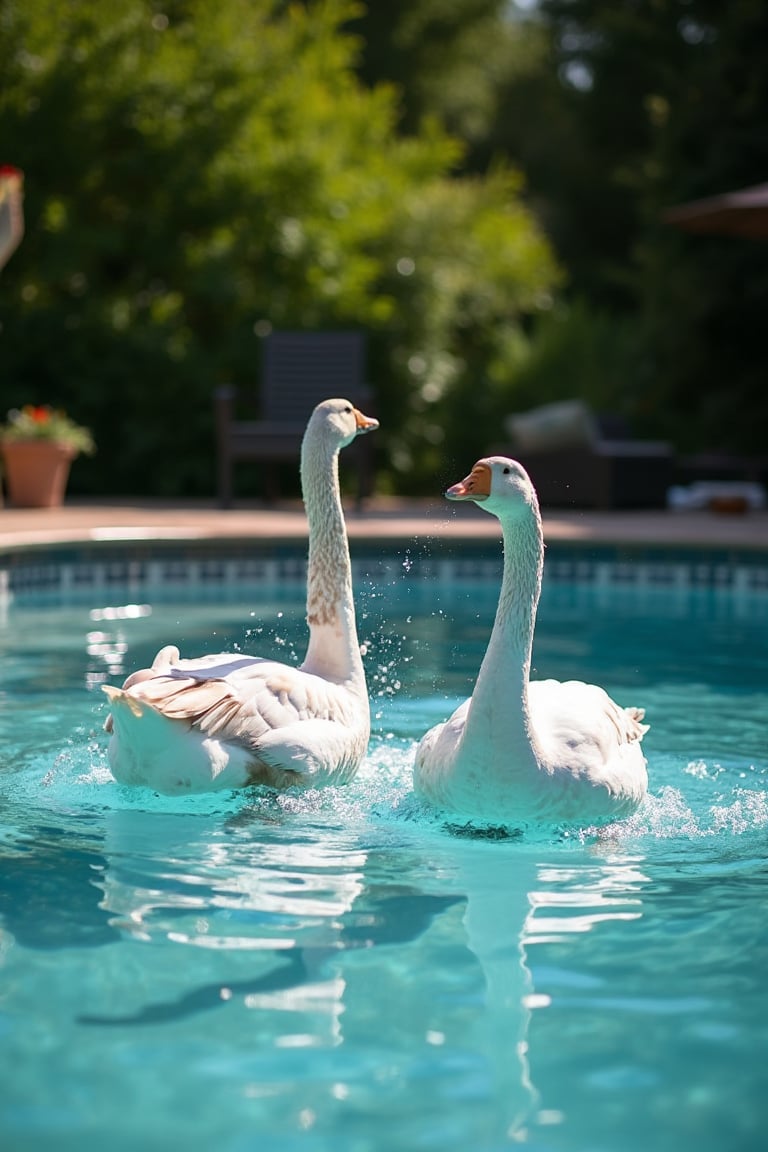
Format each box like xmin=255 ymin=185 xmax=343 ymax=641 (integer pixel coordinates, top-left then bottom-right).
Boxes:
xmin=300 ymin=432 xmax=365 ymax=688
xmin=461 ymin=502 xmax=544 ymax=765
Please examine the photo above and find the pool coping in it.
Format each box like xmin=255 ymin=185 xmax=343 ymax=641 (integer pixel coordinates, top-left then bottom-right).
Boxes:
xmin=2 ymin=498 xmax=768 ymax=553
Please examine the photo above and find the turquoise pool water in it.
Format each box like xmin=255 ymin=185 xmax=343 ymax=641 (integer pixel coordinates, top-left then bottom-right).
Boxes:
xmin=1 ymin=570 xmax=767 ymax=1151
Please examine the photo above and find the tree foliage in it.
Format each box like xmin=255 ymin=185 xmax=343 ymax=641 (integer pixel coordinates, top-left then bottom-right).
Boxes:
xmin=352 ymin=0 xmax=768 ymax=455
xmin=487 ymin=0 xmax=768 ymax=451
xmin=0 ymin=0 xmax=558 ymax=496
xmin=346 ymin=0 xmax=521 ymax=144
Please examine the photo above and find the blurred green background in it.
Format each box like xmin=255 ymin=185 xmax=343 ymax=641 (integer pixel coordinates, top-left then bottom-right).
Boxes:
xmin=1 ymin=0 xmax=767 ymax=498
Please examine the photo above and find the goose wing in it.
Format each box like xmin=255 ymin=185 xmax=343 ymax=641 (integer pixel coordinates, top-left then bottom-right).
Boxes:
xmin=529 ymin=679 xmax=648 ymax=773
xmin=414 ymin=698 xmax=471 ymax=771
xmin=106 ymin=647 xmax=360 ymax=755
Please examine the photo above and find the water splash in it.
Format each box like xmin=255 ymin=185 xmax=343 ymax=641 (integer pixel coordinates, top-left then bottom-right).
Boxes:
xmin=585 ymin=778 xmax=768 ymax=843
xmin=9 ymin=734 xmax=768 ymax=850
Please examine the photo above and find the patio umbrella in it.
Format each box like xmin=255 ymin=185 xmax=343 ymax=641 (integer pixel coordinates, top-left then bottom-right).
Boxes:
xmin=664 ymin=181 xmax=768 ymax=238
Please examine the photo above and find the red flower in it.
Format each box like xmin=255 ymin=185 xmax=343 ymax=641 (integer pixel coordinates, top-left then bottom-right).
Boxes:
xmin=23 ymin=405 xmax=53 ymax=424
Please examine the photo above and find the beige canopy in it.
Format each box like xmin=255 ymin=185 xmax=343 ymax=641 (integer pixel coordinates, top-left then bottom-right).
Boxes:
xmin=664 ymin=182 xmax=768 ymax=238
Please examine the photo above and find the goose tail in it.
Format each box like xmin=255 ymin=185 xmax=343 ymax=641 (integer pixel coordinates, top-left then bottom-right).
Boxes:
xmin=626 ymin=706 xmax=650 ymax=740
xmin=102 ymin=684 xmax=148 ymax=733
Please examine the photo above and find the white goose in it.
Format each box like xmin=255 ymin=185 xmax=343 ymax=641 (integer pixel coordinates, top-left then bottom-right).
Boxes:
xmin=103 ymin=398 xmax=378 ymax=795
xmin=414 ymin=456 xmax=648 ymax=827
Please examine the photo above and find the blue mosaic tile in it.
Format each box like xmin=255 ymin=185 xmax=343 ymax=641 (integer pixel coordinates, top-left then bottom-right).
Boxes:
xmin=2 ymin=539 xmax=768 ymax=607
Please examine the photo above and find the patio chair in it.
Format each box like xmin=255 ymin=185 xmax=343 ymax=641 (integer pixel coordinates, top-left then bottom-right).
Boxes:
xmin=215 ymin=330 xmax=374 ymax=507
xmin=493 ymin=400 xmax=674 ymax=509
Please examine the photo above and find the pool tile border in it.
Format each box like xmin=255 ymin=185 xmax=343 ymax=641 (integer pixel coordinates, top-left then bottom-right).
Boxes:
xmin=2 ymin=536 xmax=768 ymax=607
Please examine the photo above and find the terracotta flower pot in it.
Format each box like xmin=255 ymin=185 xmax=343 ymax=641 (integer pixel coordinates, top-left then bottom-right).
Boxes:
xmin=1 ymin=439 xmax=76 ymax=508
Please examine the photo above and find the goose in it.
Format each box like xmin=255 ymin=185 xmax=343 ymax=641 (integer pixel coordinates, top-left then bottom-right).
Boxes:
xmin=103 ymin=398 xmax=378 ymax=795
xmin=414 ymin=456 xmax=648 ymax=827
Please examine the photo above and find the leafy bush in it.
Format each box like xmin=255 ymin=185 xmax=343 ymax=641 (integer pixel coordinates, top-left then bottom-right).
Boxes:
xmin=500 ymin=300 xmax=645 ymax=424
xmin=0 ymin=0 xmax=558 ymax=497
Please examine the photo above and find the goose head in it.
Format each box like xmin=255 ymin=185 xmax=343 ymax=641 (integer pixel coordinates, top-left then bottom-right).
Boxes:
xmin=307 ymin=398 xmax=379 ymax=450
xmin=446 ymin=456 xmax=539 ymax=522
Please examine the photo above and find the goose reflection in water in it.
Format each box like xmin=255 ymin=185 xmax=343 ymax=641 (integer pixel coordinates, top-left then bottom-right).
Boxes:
xmin=76 ymin=807 xmax=649 ymax=1143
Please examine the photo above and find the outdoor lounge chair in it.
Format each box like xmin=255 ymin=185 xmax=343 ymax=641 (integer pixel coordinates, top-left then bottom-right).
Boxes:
xmin=494 ymin=400 xmax=674 ymax=510
xmin=215 ymin=330 xmax=374 ymax=507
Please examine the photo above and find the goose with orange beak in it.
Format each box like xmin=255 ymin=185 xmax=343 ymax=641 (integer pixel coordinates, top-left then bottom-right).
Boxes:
xmin=414 ymin=456 xmax=648 ymax=827
xmin=104 ymin=399 xmax=378 ymax=794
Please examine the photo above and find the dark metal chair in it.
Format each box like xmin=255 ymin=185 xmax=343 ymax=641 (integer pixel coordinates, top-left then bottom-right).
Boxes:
xmin=215 ymin=330 xmax=374 ymax=507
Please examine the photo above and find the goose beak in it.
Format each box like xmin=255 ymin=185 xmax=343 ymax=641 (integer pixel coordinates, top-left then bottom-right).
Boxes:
xmin=446 ymin=461 xmax=491 ymax=502
xmin=354 ymin=408 xmax=379 ymax=434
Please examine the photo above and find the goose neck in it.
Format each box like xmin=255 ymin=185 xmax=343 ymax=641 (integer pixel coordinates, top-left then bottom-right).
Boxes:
xmin=462 ymin=507 xmax=544 ymax=751
xmin=492 ymin=511 xmax=543 ymax=673
xmin=300 ymin=437 xmax=363 ymax=685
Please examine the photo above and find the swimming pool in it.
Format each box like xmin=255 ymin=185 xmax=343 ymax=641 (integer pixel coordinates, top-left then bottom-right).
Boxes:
xmin=1 ymin=549 xmax=767 ymax=1152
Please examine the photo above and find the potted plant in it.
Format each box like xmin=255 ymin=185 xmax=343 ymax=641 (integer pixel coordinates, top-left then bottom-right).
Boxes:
xmin=0 ymin=404 xmax=96 ymax=508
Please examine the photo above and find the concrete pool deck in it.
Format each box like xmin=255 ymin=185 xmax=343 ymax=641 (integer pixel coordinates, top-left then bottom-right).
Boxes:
xmin=1 ymin=497 xmax=768 ymax=552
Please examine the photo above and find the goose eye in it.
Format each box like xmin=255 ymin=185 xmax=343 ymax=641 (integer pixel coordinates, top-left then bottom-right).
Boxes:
xmin=343 ymin=405 xmax=352 ymax=413
xmin=503 ymin=466 xmax=511 ymax=475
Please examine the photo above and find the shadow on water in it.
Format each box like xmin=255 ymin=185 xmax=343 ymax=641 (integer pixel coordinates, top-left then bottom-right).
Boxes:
xmin=0 ymin=822 xmax=120 ymax=949
xmin=79 ymin=878 xmax=463 ymax=1026
xmin=79 ymin=949 xmax=310 ymax=1026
